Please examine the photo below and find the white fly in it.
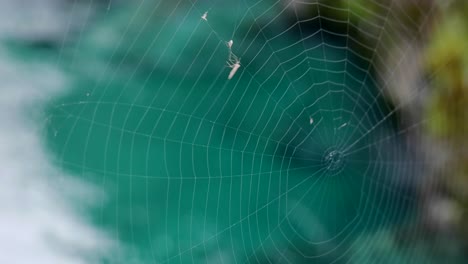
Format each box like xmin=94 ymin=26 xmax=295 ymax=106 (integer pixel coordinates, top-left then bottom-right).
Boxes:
xmin=201 ymin=11 xmax=208 ymax=21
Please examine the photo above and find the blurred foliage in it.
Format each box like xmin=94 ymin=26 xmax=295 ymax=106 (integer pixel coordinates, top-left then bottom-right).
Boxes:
xmin=424 ymin=0 xmax=468 ymax=243
xmin=426 ymin=1 xmax=468 ymax=139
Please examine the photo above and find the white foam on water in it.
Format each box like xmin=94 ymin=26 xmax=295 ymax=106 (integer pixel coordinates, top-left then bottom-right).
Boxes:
xmin=0 ymin=47 xmax=116 ymax=263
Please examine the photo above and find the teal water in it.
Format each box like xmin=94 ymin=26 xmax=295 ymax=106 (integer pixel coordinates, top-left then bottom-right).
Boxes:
xmin=43 ymin=1 xmax=408 ymax=263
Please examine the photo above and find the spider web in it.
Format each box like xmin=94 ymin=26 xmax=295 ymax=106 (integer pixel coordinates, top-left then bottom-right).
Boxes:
xmin=44 ymin=0 xmax=448 ymax=263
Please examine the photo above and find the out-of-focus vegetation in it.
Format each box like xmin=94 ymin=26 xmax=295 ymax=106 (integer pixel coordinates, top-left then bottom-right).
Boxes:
xmin=426 ymin=1 xmax=468 ymax=139
xmin=425 ymin=0 xmax=468 ymax=244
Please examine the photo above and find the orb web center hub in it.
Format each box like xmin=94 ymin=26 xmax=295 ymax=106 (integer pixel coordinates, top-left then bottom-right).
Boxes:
xmin=324 ymin=149 xmax=344 ymax=171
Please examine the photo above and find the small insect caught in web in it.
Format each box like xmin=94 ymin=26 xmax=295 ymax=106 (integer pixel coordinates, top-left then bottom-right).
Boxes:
xmin=227 ymin=53 xmax=241 ymax=80
xmin=201 ymin=11 xmax=208 ymax=21
xmin=226 ymin=40 xmax=233 ymax=49
xmin=309 ymin=117 xmax=314 ymax=125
